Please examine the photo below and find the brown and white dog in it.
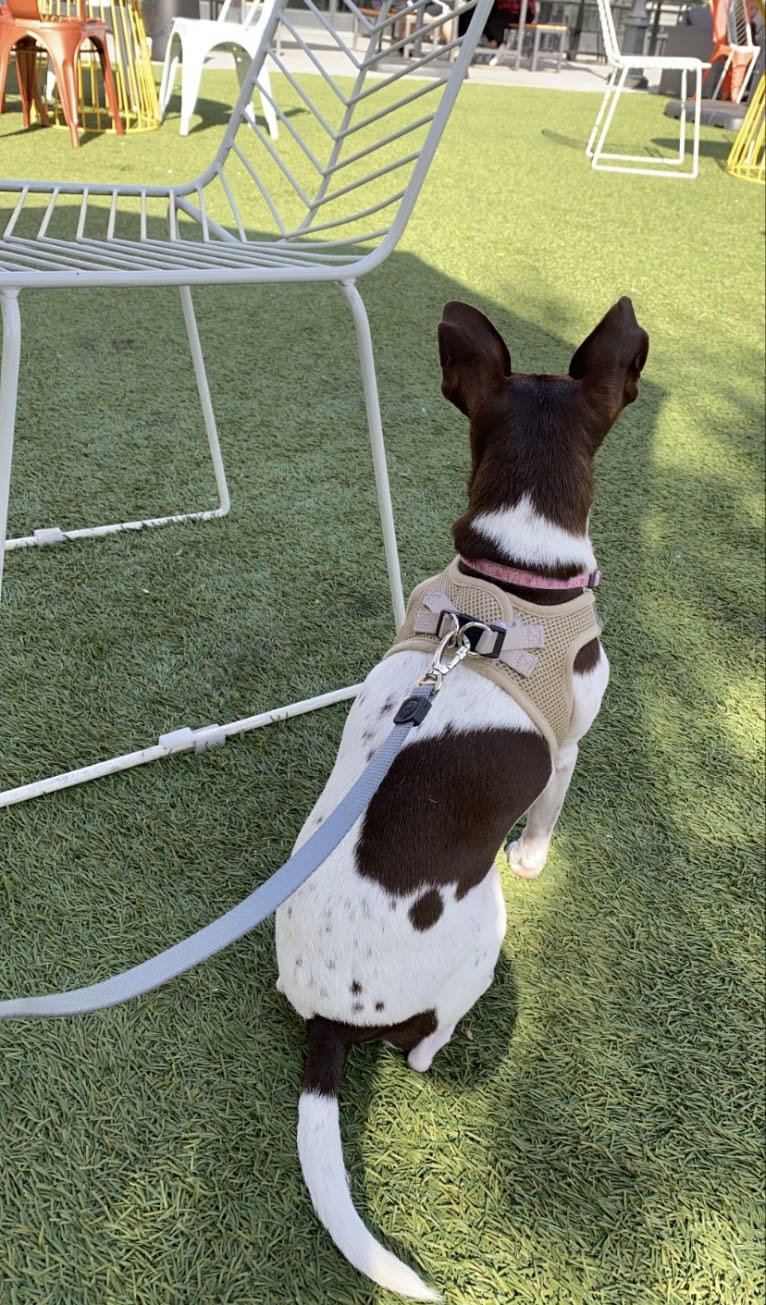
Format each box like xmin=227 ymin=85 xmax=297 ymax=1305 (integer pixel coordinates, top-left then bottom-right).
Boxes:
xmin=275 ymin=297 xmax=649 ymax=1299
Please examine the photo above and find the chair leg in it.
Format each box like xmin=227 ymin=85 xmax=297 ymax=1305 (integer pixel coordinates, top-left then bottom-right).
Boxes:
xmin=0 ymin=288 xmax=22 ymax=604
xmin=675 ymin=66 xmax=688 ymax=166
xmin=4 ymin=287 xmax=231 ymax=556
xmin=13 ymin=41 xmax=34 ymax=127
xmin=531 ymin=27 xmax=542 ymax=72
xmin=158 ymin=32 xmax=181 ymax=120
xmin=592 ymin=64 xmax=629 ymax=166
xmin=48 ymin=48 xmax=82 ymax=147
xmin=557 ymin=29 xmax=566 ymax=71
xmin=339 ymin=278 xmax=405 ymax=630
xmin=94 ymin=38 xmax=125 ymax=134
xmin=690 ymin=65 xmax=704 ymax=179
xmin=178 ymin=46 xmax=207 ymax=136
xmin=178 ymin=285 xmax=231 ymax=520
xmin=586 ymin=66 xmax=618 ymax=159
xmin=14 ymin=38 xmax=49 ymax=128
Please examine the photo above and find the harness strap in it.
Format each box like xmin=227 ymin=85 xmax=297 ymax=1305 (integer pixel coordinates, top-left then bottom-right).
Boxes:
xmin=387 ymin=559 xmax=603 ymax=754
xmin=0 ymin=685 xmax=435 ymax=1021
xmin=413 ymin=585 xmax=544 ymax=676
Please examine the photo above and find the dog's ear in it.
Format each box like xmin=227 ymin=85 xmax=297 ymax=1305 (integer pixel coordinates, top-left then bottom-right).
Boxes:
xmin=569 ymin=297 xmax=649 ymax=415
xmin=438 ymin=301 xmax=511 ymax=417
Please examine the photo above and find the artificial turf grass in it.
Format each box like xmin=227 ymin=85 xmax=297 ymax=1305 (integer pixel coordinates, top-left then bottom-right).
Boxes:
xmin=1 ymin=66 xmax=765 ymax=1305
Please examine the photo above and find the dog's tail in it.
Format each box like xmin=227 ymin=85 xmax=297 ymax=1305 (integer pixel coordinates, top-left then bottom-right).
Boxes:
xmin=297 ymin=1017 xmax=441 ymax=1302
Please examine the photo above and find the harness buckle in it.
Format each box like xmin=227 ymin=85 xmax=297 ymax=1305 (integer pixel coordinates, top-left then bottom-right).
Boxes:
xmin=417 ymin=610 xmax=505 ymax=694
xmin=435 ymin=608 xmax=506 ymax=659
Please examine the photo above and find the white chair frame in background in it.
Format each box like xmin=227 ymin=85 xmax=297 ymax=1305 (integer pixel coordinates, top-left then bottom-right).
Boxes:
xmin=0 ymin=0 xmax=493 ymax=808
xmin=587 ymin=0 xmax=710 ymax=177
xmin=158 ymin=0 xmax=279 ymax=138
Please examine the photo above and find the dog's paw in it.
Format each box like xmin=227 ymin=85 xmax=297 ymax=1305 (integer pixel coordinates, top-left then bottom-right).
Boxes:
xmin=407 ymin=1024 xmax=456 ymax=1073
xmin=407 ymin=1044 xmax=434 ymax=1073
xmin=275 ymin=976 xmax=286 ymax=995
xmin=505 ymin=838 xmax=547 ymax=879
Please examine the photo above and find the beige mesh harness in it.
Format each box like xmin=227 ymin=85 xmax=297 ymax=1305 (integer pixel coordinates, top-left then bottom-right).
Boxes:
xmin=385 ymin=558 xmax=602 ymax=755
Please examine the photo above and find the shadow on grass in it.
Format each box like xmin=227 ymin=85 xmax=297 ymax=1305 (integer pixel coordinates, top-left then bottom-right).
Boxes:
xmin=542 ymin=125 xmax=734 ymax=167
xmin=159 ymin=91 xmax=307 ymax=135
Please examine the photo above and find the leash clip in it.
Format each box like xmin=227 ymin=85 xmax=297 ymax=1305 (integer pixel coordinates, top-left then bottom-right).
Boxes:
xmin=417 ymin=614 xmax=472 ymax=693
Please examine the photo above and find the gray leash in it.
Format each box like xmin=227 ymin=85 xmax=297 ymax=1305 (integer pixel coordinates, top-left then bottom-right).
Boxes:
xmin=0 ymin=654 xmax=464 ymax=1021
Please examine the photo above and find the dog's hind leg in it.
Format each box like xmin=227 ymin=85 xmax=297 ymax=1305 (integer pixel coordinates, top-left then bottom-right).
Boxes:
xmin=408 ymin=1023 xmax=456 ymax=1073
xmin=408 ymin=952 xmax=497 ymax=1071
xmin=408 ymin=866 xmax=504 ymax=1072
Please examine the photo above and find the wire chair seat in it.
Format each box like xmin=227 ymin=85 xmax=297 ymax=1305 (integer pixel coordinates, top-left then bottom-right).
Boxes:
xmin=0 ymin=0 xmax=492 ymax=806
xmin=0 ymin=218 xmax=400 ymax=285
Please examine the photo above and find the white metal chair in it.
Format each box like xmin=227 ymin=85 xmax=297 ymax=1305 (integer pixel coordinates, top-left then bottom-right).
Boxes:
xmin=586 ymin=0 xmax=710 ymax=178
xmin=0 ymin=0 xmax=493 ymax=807
xmin=158 ymin=0 xmax=278 ymax=137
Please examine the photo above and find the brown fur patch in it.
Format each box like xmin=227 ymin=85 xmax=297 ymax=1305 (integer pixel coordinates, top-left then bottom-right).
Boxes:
xmin=408 ymin=889 xmax=444 ymax=931
xmin=356 ymin=728 xmax=552 ymax=901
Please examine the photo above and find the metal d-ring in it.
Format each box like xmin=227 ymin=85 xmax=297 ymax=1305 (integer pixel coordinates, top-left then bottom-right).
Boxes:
xmin=417 ymin=613 xmax=493 ymax=692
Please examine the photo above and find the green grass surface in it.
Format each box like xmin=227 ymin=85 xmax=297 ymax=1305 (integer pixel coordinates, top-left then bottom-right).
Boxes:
xmin=1 ymin=66 xmax=764 ymax=1305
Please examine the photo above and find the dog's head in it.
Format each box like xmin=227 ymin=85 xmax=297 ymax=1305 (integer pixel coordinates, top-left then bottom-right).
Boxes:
xmin=438 ymin=298 xmax=649 ymax=541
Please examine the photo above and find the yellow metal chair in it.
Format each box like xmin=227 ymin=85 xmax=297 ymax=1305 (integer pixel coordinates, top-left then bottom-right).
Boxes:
xmin=45 ymin=0 xmax=159 ymax=132
xmin=726 ymin=72 xmax=765 ymax=181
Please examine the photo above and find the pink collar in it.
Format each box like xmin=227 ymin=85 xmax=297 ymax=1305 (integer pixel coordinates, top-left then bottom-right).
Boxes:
xmin=459 ymin=555 xmax=601 ymax=591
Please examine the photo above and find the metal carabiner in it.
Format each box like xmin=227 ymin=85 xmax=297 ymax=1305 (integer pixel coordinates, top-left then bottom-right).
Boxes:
xmin=417 ymin=614 xmax=471 ymax=693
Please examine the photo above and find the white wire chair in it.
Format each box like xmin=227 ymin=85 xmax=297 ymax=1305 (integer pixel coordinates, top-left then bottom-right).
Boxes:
xmin=0 ymin=0 xmax=493 ymax=807
xmin=158 ymin=0 xmax=279 ymax=138
xmin=586 ymin=0 xmax=710 ymax=178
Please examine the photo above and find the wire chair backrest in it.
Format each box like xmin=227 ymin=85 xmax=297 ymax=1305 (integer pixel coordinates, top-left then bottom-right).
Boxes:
xmin=158 ymin=0 xmax=492 ymax=272
xmin=0 ymin=0 xmax=492 ymax=280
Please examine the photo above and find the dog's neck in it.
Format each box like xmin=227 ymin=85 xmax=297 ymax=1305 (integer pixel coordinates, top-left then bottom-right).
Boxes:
xmin=455 ymin=492 xmax=597 ymax=605
xmin=459 ymin=554 xmax=600 ymax=591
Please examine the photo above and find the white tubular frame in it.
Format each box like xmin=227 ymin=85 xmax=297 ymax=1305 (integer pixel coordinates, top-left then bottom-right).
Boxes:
xmin=586 ymin=0 xmax=710 ymax=178
xmin=3 ymin=283 xmax=231 ymax=561
xmin=0 ymin=0 xmax=493 ymax=808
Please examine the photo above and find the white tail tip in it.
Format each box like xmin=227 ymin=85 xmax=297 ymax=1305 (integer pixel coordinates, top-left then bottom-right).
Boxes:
xmin=298 ymin=1091 xmax=441 ymax=1301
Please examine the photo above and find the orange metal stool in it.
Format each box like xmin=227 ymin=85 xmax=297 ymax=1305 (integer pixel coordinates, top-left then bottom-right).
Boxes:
xmin=0 ymin=0 xmax=124 ymax=145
